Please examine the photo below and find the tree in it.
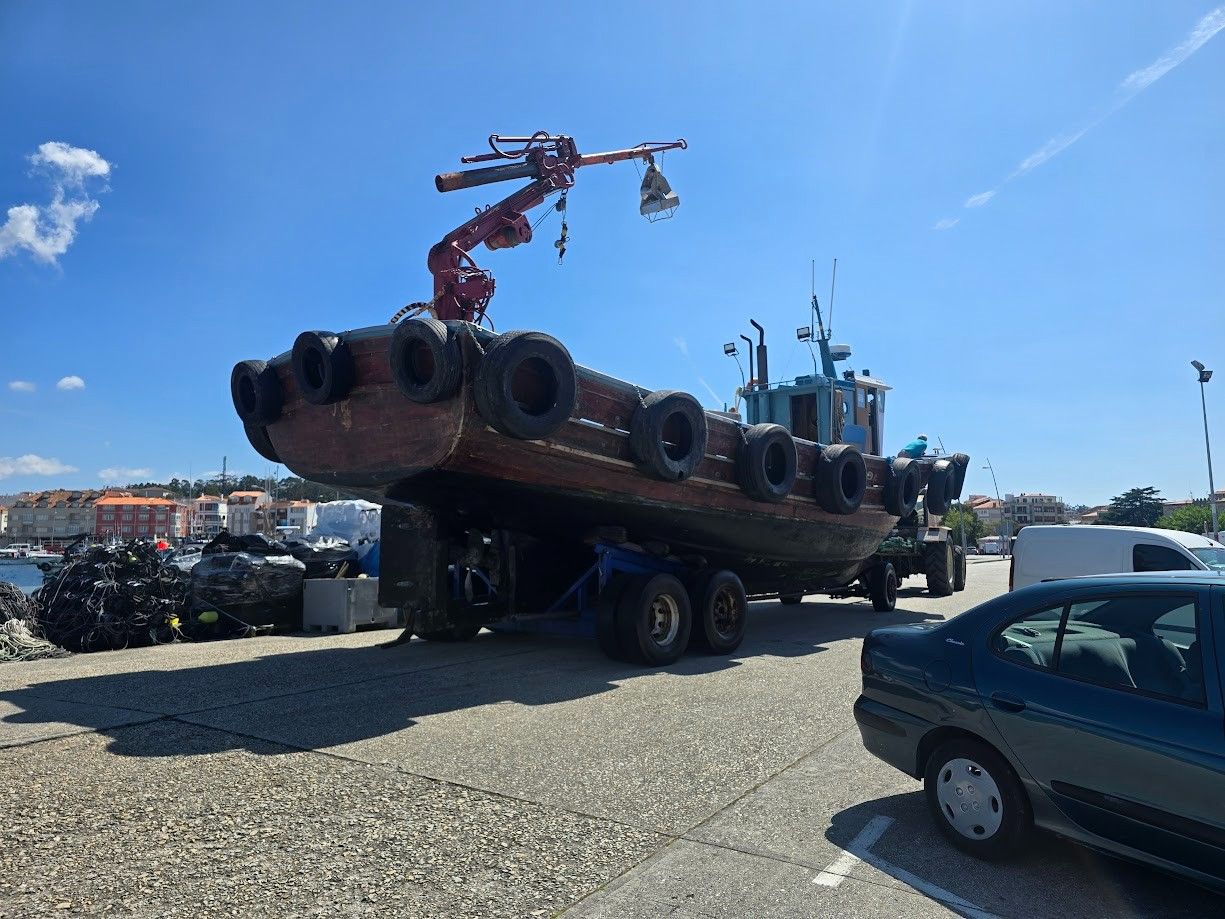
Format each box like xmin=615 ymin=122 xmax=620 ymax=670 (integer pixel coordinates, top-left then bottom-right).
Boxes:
xmin=943 ymin=505 xmax=985 ymax=546
xmin=1097 ymin=486 xmax=1163 ymax=527
xmin=1155 ymin=504 xmax=1213 ymax=535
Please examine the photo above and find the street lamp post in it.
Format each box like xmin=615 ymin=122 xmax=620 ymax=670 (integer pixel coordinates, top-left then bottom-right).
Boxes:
xmin=1192 ymin=361 xmax=1220 ymax=540
xmin=982 ymin=457 xmax=1011 ymax=557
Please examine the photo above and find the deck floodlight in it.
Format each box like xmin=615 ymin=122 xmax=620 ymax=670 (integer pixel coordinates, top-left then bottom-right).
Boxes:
xmin=796 ymin=326 xmax=812 ymax=341
xmin=1193 ymin=360 xmax=1212 ymax=383
xmin=640 ymin=157 xmax=680 ymax=222
xmin=724 ymin=342 xmax=738 ymax=356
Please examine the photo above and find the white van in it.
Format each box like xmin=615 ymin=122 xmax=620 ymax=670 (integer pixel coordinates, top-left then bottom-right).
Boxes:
xmin=1010 ymin=525 xmax=1225 ymax=591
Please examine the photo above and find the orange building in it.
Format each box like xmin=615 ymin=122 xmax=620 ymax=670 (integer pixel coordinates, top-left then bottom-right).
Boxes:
xmin=94 ymin=494 xmax=190 ymax=540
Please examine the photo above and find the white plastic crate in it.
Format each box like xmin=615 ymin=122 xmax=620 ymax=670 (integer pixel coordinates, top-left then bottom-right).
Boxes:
xmin=302 ymin=577 xmax=403 ymax=634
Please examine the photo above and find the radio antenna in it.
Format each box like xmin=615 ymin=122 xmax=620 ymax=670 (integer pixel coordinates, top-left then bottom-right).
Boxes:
xmin=827 ymin=258 xmax=838 ymax=340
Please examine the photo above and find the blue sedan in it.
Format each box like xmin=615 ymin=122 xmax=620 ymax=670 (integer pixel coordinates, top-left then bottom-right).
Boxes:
xmin=855 ymin=571 xmax=1225 ymax=891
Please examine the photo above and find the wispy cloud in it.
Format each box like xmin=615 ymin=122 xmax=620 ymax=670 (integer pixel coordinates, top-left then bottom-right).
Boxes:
xmin=673 ymin=337 xmax=689 ymax=358
xmin=7 ymin=380 xmax=35 ymax=393
xmin=696 ymin=376 xmax=723 ymax=405
xmin=944 ymin=6 xmax=1225 ymax=217
xmin=98 ymin=466 xmax=152 ymax=483
xmin=932 ymin=217 xmax=960 ymax=231
xmin=0 ymin=141 xmax=113 ymax=265
xmin=0 ymin=454 xmax=78 ymax=479
xmin=56 ymin=375 xmax=86 ymax=391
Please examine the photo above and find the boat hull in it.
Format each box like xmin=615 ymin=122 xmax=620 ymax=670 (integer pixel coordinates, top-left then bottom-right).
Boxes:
xmin=253 ymin=324 xmax=924 ymax=593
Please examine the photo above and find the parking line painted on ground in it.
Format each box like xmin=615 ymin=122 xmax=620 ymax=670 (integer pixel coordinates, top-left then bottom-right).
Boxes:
xmin=812 ymin=815 xmax=894 ymax=886
xmin=813 ymin=814 xmax=1001 ymax=919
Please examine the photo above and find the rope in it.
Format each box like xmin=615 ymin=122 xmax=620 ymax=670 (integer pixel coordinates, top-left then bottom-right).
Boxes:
xmin=0 ymin=581 xmax=69 ymax=662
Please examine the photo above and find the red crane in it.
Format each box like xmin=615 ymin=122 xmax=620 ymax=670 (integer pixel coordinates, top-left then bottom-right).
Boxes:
xmin=418 ymin=132 xmax=687 ymax=325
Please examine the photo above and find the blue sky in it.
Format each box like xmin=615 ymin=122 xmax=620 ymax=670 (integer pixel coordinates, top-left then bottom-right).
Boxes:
xmin=1 ymin=1 xmax=1223 ymax=506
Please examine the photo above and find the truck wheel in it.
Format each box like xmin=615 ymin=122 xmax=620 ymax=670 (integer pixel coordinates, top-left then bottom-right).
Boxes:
xmin=925 ymin=542 xmax=954 ymax=596
xmin=595 ymin=574 xmax=631 ymax=661
xmin=953 ymin=546 xmax=967 ymax=592
xmin=924 ymin=738 xmax=1032 ymax=859
xmin=867 ymin=563 xmax=898 ymax=612
xmin=415 ymin=624 xmax=482 ymax=641
xmin=616 ymin=573 xmax=693 ymax=665
xmin=689 ymin=570 xmax=747 ymax=654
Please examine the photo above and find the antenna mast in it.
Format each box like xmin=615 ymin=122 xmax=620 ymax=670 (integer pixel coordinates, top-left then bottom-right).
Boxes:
xmin=827 ymin=258 xmax=838 ymax=340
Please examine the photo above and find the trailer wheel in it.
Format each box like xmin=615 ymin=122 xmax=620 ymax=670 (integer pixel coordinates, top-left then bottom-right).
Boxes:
xmin=475 ymin=330 xmax=577 ymax=440
xmin=925 ymin=460 xmax=956 ymax=516
xmin=230 ymin=359 xmax=283 ymax=425
xmin=953 ymin=546 xmax=967 ymax=592
xmin=867 ymin=563 xmax=898 ymax=612
xmin=415 ymin=624 xmax=482 ymax=642
xmin=925 ymin=542 xmax=954 ymax=597
xmin=595 ymin=574 xmax=631 ymax=661
xmin=616 ymin=573 xmax=693 ymax=665
xmin=292 ymin=330 xmax=355 ymax=405
xmin=689 ymin=570 xmax=747 ymax=654
xmin=390 ymin=317 xmax=462 ymax=403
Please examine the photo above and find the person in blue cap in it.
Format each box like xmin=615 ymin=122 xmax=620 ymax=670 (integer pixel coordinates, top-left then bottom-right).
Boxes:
xmin=900 ymin=433 xmax=929 ymax=458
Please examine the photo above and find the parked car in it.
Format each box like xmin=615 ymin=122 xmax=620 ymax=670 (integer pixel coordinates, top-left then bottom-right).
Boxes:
xmin=855 ymin=571 xmax=1225 ymax=891
xmin=1010 ymin=525 xmax=1225 ymax=591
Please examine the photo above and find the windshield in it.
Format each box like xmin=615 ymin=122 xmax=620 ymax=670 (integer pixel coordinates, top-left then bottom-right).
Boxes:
xmin=1190 ymin=547 xmax=1225 ymax=572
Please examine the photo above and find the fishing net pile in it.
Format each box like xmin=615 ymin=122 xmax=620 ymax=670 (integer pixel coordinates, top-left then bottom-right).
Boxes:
xmin=0 ymin=581 xmax=69 ymax=663
xmin=33 ymin=541 xmax=189 ymax=652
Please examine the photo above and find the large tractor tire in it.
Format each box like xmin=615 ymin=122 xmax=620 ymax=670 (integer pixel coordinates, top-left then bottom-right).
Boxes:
xmin=925 ymin=542 xmax=955 ymax=597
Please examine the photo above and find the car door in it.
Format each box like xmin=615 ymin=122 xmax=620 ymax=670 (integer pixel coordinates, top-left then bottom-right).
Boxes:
xmin=972 ymin=583 xmax=1225 ymax=879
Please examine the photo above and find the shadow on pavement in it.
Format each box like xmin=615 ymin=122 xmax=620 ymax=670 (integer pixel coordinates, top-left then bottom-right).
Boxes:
xmin=1 ymin=599 xmax=940 ymax=758
xmin=827 ymin=792 xmax=1223 ymax=918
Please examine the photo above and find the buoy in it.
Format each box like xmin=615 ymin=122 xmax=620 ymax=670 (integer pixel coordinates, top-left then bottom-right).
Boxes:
xmin=198 ymin=610 xmax=219 ymax=624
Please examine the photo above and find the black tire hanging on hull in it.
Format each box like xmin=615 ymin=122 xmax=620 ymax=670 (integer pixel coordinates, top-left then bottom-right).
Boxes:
xmin=884 ymin=457 xmax=921 ymax=517
xmin=230 ymin=359 xmax=283 ymax=426
xmin=243 ymin=423 xmax=281 ymax=464
xmin=389 ymin=317 xmax=462 ymax=403
xmin=738 ymin=424 xmax=797 ymax=503
xmin=926 ymin=460 xmax=956 ymax=516
xmin=292 ymin=331 xmax=355 ymax=405
xmin=475 ymin=331 xmax=578 ymax=440
xmin=630 ymin=390 xmax=709 ymax=482
xmin=814 ymin=443 xmax=867 ymax=515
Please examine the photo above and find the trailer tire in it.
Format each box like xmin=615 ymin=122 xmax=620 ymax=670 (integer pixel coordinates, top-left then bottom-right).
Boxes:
xmin=616 ymin=572 xmax=693 ymax=665
xmin=884 ymin=457 xmax=921 ymax=517
xmin=230 ymin=359 xmax=283 ymax=425
xmin=925 ymin=542 xmax=954 ymax=597
xmin=630 ymin=390 xmax=709 ymax=481
xmin=814 ymin=443 xmax=867 ymax=514
xmin=738 ymin=424 xmax=797 ymax=503
xmin=953 ymin=546 xmax=967 ymax=592
xmin=415 ymin=624 xmax=482 ymax=642
xmin=243 ymin=423 xmax=281 ymax=464
xmin=292 ymin=330 xmax=355 ymax=405
xmin=867 ymin=562 xmax=898 ymax=612
xmin=475 ymin=330 xmax=577 ymax=440
xmin=689 ymin=570 xmax=747 ymax=654
xmin=926 ymin=460 xmax=956 ymax=516
xmin=390 ymin=317 xmax=462 ymax=403
xmin=596 ymin=574 xmax=631 ymax=661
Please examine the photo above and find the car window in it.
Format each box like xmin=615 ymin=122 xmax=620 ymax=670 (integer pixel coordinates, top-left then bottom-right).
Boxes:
xmin=1132 ymin=544 xmax=1196 ymax=572
xmin=991 ymin=604 xmax=1064 ymax=669
xmin=1189 ymin=546 xmax=1225 ymax=572
xmin=1058 ymin=596 xmax=1202 ymax=704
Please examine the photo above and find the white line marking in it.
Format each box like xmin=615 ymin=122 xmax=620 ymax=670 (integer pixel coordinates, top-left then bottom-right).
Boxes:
xmin=813 ymin=814 xmax=1001 ymax=919
xmin=813 ymin=815 xmax=893 ymax=886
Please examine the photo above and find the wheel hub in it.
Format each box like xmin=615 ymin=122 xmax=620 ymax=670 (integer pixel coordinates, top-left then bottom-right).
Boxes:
xmin=711 ymin=586 xmax=742 ymax=638
xmin=648 ymin=593 xmax=680 ymax=646
xmin=935 ymin=757 xmax=1004 ymax=840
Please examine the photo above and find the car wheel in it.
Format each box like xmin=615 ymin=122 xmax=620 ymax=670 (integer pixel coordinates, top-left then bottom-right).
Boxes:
xmin=924 ymin=738 xmax=1031 ymax=859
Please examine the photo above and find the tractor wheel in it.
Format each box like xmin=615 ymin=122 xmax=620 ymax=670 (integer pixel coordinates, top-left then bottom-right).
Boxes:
xmin=925 ymin=542 xmax=954 ymax=597
xmin=953 ymin=546 xmax=967 ymax=592
xmin=867 ymin=563 xmax=898 ymax=612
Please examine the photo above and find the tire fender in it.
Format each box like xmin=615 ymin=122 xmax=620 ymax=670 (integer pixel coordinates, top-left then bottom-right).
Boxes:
xmin=738 ymin=424 xmax=797 ymax=503
xmin=630 ymin=390 xmax=709 ymax=482
xmin=474 ymin=330 xmax=578 ymax=440
xmin=884 ymin=456 xmax=921 ymax=517
xmin=389 ymin=317 xmax=462 ymax=403
xmin=230 ymin=359 xmax=283 ymax=426
xmin=814 ymin=443 xmax=867 ymax=515
xmin=292 ymin=330 xmax=355 ymax=406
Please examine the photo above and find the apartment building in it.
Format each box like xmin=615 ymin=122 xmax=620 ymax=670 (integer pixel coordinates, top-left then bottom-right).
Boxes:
xmin=192 ymin=496 xmax=229 ymax=539
xmin=1004 ymin=493 xmax=1067 ymax=528
xmin=94 ymin=495 xmax=190 ymax=540
xmin=226 ymin=490 xmax=271 ymax=536
xmin=5 ymin=490 xmax=106 ymax=542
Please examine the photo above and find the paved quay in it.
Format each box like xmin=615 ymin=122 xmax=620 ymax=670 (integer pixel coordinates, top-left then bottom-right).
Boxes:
xmin=2 ymin=558 xmax=1220 ymax=917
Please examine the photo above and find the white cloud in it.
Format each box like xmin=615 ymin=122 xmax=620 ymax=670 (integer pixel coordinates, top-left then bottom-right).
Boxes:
xmin=944 ymin=6 xmax=1225 ymax=216
xmin=0 ymin=141 xmax=112 ymax=265
xmin=0 ymin=454 xmax=78 ymax=479
xmin=673 ymin=337 xmax=689 ymax=357
xmin=7 ymin=380 xmax=35 ymax=393
xmin=1120 ymin=7 xmax=1225 ymax=94
xmin=696 ymin=376 xmax=723 ymax=406
xmin=56 ymin=375 xmax=86 ymax=391
xmin=932 ymin=217 xmax=960 ymax=230
xmin=98 ymin=466 xmax=153 ymax=483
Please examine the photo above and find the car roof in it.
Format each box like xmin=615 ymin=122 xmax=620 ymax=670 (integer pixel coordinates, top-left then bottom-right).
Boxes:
xmin=1039 ymin=570 xmax=1225 ymax=588
xmin=1017 ymin=525 xmax=1224 ymax=549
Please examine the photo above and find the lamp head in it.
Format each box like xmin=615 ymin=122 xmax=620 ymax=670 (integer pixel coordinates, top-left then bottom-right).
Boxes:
xmin=796 ymin=326 xmax=812 ymax=342
xmin=1192 ymin=360 xmax=1205 ymax=372
xmin=723 ymin=342 xmax=738 ymax=356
